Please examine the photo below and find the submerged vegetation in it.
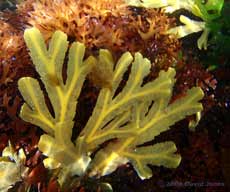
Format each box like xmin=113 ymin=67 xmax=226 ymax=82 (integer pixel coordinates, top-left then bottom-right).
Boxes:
xmin=126 ymin=0 xmax=225 ymax=50
xmin=0 ymin=0 xmax=229 ymax=191
xmin=1 ymin=27 xmax=203 ymax=191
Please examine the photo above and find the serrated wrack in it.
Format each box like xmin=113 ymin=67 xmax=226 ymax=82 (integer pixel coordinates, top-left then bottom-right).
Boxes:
xmin=18 ymin=28 xmax=204 ymax=186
